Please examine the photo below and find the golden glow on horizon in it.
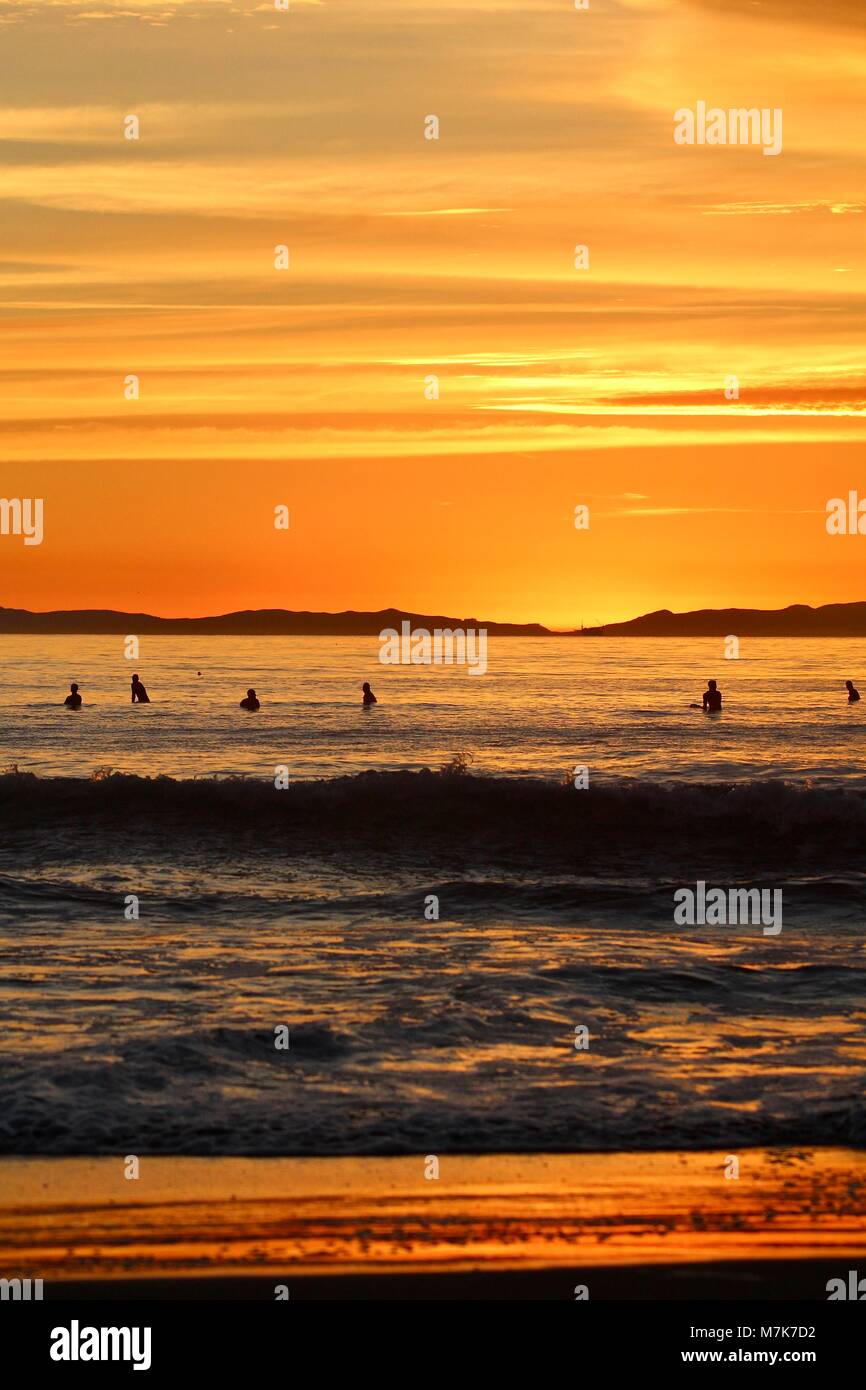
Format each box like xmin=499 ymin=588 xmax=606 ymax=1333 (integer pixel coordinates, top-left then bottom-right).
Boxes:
xmin=0 ymin=0 xmax=864 ymax=626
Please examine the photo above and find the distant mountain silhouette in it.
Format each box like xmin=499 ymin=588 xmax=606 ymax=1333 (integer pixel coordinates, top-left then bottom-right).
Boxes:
xmin=579 ymin=603 xmax=866 ymax=637
xmin=2 ymin=602 xmax=865 ymax=637
xmin=0 ymin=606 xmax=553 ymax=636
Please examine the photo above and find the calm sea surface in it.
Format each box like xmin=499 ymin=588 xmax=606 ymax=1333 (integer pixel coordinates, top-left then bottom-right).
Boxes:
xmin=1 ymin=634 xmax=865 ymax=782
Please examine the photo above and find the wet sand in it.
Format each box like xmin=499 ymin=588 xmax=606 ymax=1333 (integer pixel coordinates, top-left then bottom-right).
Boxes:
xmin=1 ymin=1148 xmax=864 ymax=1299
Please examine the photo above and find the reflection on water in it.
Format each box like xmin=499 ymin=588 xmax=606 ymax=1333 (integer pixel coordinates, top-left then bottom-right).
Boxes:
xmin=1 ymin=634 xmax=865 ymax=782
xmin=2 ymin=1150 xmax=865 ymax=1281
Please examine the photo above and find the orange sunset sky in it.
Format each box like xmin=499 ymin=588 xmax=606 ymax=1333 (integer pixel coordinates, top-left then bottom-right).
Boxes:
xmin=0 ymin=0 xmax=864 ymax=628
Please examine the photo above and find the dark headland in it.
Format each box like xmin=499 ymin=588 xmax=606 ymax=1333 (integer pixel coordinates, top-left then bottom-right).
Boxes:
xmin=579 ymin=602 xmax=866 ymax=637
xmin=1 ymin=601 xmax=866 ymax=636
xmin=0 ymin=605 xmax=550 ymax=636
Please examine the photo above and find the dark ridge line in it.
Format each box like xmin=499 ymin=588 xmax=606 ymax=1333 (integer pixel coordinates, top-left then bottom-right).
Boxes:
xmin=2 ymin=601 xmax=866 ymax=636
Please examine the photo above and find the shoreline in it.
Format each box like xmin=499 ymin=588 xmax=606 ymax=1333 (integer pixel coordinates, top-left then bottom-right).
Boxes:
xmin=2 ymin=1149 xmax=864 ymax=1299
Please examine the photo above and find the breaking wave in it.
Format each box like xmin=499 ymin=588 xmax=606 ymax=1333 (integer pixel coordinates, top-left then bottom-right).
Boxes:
xmin=2 ymin=768 xmax=866 ymax=853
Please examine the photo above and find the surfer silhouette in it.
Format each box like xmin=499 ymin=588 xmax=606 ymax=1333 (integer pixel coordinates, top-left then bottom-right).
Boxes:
xmin=131 ymin=673 xmax=150 ymax=703
xmin=362 ymin=682 xmax=377 ymax=706
xmin=64 ymin=683 xmax=82 ymax=709
xmin=846 ymin=680 xmax=860 ymax=703
xmin=240 ymin=688 xmax=260 ymax=711
xmin=702 ymin=679 xmax=722 ymax=712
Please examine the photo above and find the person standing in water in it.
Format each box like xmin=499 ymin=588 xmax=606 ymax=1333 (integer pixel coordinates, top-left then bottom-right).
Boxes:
xmin=131 ymin=673 xmax=150 ymax=703
xmin=362 ymin=682 xmax=377 ymax=706
xmin=702 ymin=679 xmax=722 ymax=712
xmin=240 ymin=688 xmax=260 ymax=711
xmin=64 ymin=683 xmax=82 ymax=709
xmin=846 ymin=680 xmax=861 ymax=703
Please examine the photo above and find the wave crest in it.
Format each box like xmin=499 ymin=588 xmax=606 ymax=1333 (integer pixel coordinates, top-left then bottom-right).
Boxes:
xmin=2 ymin=769 xmax=865 ymax=852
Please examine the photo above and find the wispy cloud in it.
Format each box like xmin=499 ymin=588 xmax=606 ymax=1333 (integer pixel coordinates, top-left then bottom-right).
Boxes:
xmin=702 ymin=200 xmax=864 ymax=216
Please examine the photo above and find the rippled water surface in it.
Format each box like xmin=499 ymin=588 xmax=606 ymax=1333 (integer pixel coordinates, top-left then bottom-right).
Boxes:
xmin=1 ymin=634 xmax=865 ymax=782
xmin=1 ymin=636 xmax=864 ymax=1156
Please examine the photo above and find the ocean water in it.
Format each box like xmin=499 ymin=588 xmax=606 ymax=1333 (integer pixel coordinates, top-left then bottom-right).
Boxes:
xmin=1 ymin=633 xmax=865 ymax=783
xmin=0 ymin=635 xmax=864 ymax=1156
